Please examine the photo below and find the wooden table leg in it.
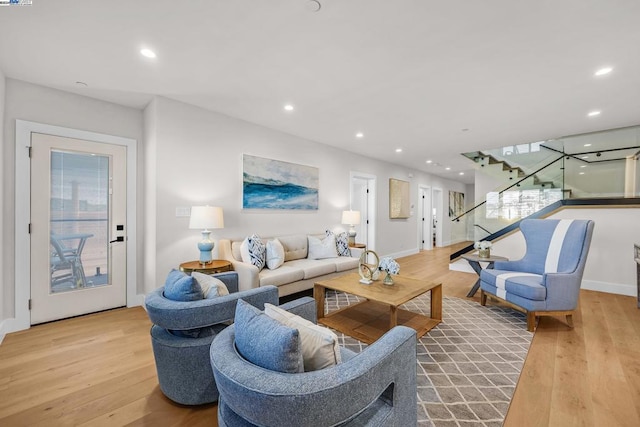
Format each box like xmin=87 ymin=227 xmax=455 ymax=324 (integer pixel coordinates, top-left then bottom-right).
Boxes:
xmin=389 ymin=305 xmax=398 ymax=329
xmin=314 ymin=284 xmax=326 ymax=319
xmin=431 ymin=284 xmax=442 ymax=320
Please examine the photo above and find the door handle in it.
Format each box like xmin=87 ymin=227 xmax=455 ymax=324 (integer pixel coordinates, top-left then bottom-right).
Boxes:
xmin=109 ymin=236 xmax=124 ymax=243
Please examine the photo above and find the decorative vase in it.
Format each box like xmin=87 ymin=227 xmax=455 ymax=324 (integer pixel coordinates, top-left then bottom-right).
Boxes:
xmin=383 ymin=271 xmax=394 ymax=285
xmin=478 ymin=248 xmax=490 ymax=258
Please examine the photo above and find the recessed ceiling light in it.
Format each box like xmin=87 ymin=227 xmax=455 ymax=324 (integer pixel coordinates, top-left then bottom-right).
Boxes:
xmin=579 ymin=172 xmax=585 ymax=175
xmin=284 ymin=104 xmax=294 ymax=111
xmin=580 ymin=165 xmax=587 ymax=168
xmin=594 ymin=67 xmax=613 ymax=76
xmin=587 ymin=111 xmax=601 ymax=117
xmin=140 ymin=48 xmax=156 ymax=58
xmin=355 ymin=132 xmax=364 ymax=138
xmin=445 ymin=167 xmax=451 ymax=171
xmin=459 ymin=172 xmax=464 ymax=175
xmin=426 ymin=160 xmax=432 ymax=164
xmin=584 ymin=143 xmax=592 ymax=147
xmin=582 ymin=156 xmax=589 ymax=159
xmin=395 ymin=148 xmax=402 ymax=153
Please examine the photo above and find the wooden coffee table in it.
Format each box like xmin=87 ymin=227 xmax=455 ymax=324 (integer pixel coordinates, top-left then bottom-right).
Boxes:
xmin=314 ymin=272 xmax=442 ymax=344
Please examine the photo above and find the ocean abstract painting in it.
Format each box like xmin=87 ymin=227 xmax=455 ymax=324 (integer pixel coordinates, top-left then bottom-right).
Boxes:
xmin=243 ymin=154 xmax=319 ymax=210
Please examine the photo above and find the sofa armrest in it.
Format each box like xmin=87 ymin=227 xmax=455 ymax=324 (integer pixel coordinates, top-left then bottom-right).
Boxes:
xmin=278 ymin=296 xmax=316 ymax=323
xmin=219 ymin=239 xmax=260 ymax=292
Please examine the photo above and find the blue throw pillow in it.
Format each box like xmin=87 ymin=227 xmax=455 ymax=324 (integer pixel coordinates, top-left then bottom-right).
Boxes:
xmin=163 ymin=269 xmax=203 ymax=301
xmin=234 ymin=299 xmax=303 ymax=373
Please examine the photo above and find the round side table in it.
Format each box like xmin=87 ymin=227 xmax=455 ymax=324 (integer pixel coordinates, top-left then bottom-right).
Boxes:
xmin=179 ymin=260 xmax=232 ymax=275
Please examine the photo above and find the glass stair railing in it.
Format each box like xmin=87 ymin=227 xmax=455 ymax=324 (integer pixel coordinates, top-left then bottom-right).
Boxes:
xmin=451 ymin=124 xmax=640 ymax=260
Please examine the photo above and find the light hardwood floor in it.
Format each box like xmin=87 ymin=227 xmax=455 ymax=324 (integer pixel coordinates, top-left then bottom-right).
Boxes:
xmin=1 ymin=244 xmax=639 ymax=426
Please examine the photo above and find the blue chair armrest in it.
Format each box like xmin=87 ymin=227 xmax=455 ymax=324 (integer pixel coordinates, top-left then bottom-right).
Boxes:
xmin=212 ymin=271 xmax=239 ymax=294
xmin=211 ymin=325 xmax=417 ymax=427
xmin=278 ymin=296 xmax=316 ymax=323
xmin=145 ymin=285 xmax=279 ymax=330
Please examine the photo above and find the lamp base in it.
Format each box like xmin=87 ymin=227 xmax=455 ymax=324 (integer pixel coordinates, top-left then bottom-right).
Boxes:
xmin=348 ymin=226 xmax=357 ymax=246
xmin=198 ymin=230 xmax=214 ymax=265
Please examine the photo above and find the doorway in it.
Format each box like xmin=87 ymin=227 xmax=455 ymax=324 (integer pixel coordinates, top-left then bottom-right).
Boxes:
xmin=14 ymin=121 xmax=137 ymax=331
xmin=350 ymin=172 xmax=376 ymax=250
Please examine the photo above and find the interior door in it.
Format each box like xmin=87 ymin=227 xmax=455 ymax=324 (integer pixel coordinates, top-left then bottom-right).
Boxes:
xmin=420 ymin=187 xmax=432 ymax=250
xmin=432 ymin=188 xmax=444 ymax=247
xmin=30 ymin=133 xmax=127 ymax=324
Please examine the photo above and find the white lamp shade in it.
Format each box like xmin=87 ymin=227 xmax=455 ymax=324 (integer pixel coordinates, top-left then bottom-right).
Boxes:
xmin=341 ymin=210 xmax=361 ymax=225
xmin=189 ymin=206 xmax=224 ymax=230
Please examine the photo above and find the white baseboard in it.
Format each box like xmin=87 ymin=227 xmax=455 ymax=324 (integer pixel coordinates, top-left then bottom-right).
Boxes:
xmin=387 ymin=248 xmax=420 ymax=260
xmin=581 ymin=280 xmax=637 ymax=297
xmin=0 ymin=317 xmax=19 ymax=345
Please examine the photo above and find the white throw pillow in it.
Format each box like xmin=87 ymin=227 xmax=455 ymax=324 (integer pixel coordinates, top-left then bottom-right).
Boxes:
xmin=264 ymin=303 xmax=341 ymax=371
xmin=191 ymin=272 xmax=229 ymax=299
xmin=266 ymin=238 xmax=285 ymax=270
xmin=307 ymin=235 xmax=338 ymax=260
xmin=240 ymin=234 xmax=266 ymax=270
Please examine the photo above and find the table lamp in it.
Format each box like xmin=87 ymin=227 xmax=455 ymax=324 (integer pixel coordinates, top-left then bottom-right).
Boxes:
xmin=341 ymin=210 xmax=361 ymax=246
xmin=189 ymin=206 xmax=224 ymax=265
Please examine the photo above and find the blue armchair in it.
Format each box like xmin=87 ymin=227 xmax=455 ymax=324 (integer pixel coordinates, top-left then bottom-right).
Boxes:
xmin=144 ymin=272 xmax=279 ymax=405
xmin=210 ymin=297 xmax=417 ymax=427
xmin=480 ymin=219 xmax=594 ymax=332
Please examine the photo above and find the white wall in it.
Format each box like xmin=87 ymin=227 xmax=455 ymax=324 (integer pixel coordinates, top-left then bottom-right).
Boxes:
xmin=2 ymin=79 xmax=144 ymax=321
xmin=144 ymin=96 xmax=467 ymax=291
xmin=0 ymin=71 xmax=5 ymax=325
xmin=486 ymin=207 xmax=640 ymax=296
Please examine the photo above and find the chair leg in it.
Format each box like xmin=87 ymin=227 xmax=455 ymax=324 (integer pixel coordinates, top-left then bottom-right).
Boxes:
xmin=480 ymin=290 xmax=487 ymax=306
xmin=565 ymin=314 xmax=574 ymax=328
xmin=526 ymin=312 xmax=536 ymax=332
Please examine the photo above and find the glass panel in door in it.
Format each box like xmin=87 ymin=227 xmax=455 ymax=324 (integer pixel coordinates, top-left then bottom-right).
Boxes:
xmin=49 ymin=150 xmax=109 ymax=293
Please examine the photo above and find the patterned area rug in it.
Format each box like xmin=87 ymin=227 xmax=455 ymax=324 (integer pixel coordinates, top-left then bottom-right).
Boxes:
xmin=324 ymin=290 xmax=533 ymax=427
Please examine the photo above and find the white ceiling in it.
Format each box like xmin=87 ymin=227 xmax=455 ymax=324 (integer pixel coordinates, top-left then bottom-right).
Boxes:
xmin=1 ymin=0 xmax=639 ymax=185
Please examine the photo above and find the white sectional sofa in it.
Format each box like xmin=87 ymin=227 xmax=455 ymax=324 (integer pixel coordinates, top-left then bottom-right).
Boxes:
xmin=218 ymin=234 xmax=364 ymax=297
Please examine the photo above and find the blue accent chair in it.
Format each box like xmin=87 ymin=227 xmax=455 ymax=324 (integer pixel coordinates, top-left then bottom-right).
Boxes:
xmin=210 ymin=297 xmax=418 ymax=427
xmin=480 ymin=219 xmax=594 ymax=332
xmin=144 ymin=272 xmax=279 ymax=405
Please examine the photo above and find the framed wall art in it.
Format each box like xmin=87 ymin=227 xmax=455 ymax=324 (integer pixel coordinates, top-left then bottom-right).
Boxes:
xmin=389 ymin=178 xmax=410 ymax=219
xmin=242 ymin=154 xmax=319 ymax=210
xmin=449 ymin=190 xmax=465 ymax=218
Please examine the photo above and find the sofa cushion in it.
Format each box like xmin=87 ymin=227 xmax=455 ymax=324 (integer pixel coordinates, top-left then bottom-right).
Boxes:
xmin=278 ymin=234 xmax=309 ymax=261
xmin=481 ymin=269 xmax=546 ymax=301
xmin=308 ymin=235 xmax=339 ymax=260
xmin=265 ymin=238 xmax=285 ymax=270
xmin=259 ymin=265 xmax=305 ymax=287
xmin=163 ymin=269 xmax=203 ymax=301
xmin=286 ymin=258 xmax=337 ymax=279
xmin=332 ymin=256 xmax=360 ymax=272
xmin=240 ymin=234 xmax=266 ymax=270
xmin=192 ymin=272 xmax=229 ymax=299
xmin=234 ymin=299 xmax=303 ymax=373
xmin=264 ymin=303 xmax=341 ymax=371
xmin=326 ymin=229 xmax=351 ymax=257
